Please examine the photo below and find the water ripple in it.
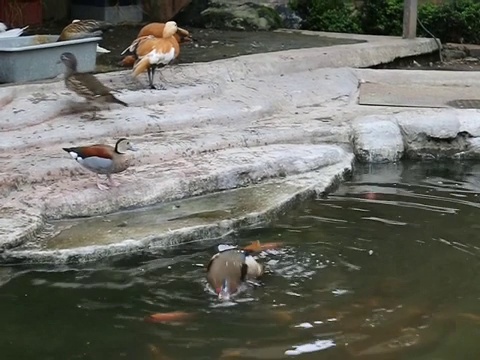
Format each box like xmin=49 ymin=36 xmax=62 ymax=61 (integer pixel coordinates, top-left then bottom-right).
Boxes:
xmin=1 ymin=164 xmax=479 ymax=359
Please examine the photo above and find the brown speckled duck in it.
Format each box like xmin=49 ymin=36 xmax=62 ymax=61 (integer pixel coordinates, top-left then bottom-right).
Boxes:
xmin=63 ymin=138 xmax=137 ymax=190
xmin=58 ymin=19 xmax=112 ymax=53
xmin=206 ymin=245 xmax=264 ymax=301
xmin=59 ymin=52 xmax=127 ymax=118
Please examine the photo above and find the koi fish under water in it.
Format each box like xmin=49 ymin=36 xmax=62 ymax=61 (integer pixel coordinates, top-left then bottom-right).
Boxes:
xmin=144 ymin=311 xmax=194 ymax=323
xmin=243 ymin=240 xmax=284 ymax=253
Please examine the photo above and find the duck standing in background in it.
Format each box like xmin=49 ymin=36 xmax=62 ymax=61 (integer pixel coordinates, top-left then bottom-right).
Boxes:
xmin=120 ymin=22 xmax=192 ymax=67
xmin=121 ymin=21 xmax=180 ymax=90
xmin=58 ymin=19 xmax=112 ymax=54
xmin=62 ymin=138 xmax=137 ymax=190
xmin=0 ymin=22 xmax=28 ymax=38
xmin=206 ymin=245 xmax=264 ymax=301
xmin=58 ymin=52 xmax=128 ymax=119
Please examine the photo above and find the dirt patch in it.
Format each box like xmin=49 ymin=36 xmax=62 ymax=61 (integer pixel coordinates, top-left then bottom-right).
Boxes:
xmin=25 ymin=22 xmax=362 ymax=73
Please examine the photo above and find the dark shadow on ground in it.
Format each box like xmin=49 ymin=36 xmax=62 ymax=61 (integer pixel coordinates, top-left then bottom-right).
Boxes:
xmin=26 ymin=23 xmax=363 ymax=73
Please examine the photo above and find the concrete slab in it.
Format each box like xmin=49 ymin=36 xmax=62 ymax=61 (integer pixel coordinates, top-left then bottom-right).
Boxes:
xmin=358 ymin=82 xmax=480 ymax=108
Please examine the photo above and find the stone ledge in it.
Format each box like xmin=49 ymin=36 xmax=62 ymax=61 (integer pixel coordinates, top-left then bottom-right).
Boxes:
xmin=352 ymin=109 xmax=480 ymax=163
xmin=1 ymin=155 xmax=353 ymax=264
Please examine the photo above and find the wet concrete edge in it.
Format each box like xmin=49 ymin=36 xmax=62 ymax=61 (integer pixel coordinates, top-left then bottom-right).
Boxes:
xmin=1 ymin=158 xmax=353 ymax=264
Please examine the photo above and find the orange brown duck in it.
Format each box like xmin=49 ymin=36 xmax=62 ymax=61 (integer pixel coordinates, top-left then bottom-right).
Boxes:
xmin=121 ymin=21 xmax=181 ymax=90
xmin=120 ymin=22 xmax=192 ymax=68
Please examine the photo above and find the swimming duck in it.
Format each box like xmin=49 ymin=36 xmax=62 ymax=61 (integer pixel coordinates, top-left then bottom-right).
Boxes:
xmin=0 ymin=22 xmax=28 ymax=38
xmin=63 ymin=138 xmax=137 ymax=191
xmin=206 ymin=245 xmax=264 ymax=301
xmin=58 ymin=19 xmax=112 ymax=54
xmin=120 ymin=22 xmax=192 ymax=67
xmin=121 ymin=21 xmax=180 ymax=90
xmin=59 ymin=52 xmax=127 ymax=118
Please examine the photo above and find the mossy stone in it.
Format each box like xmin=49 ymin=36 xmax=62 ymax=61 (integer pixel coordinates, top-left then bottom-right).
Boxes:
xmin=201 ymin=2 xmax=283 ymax=31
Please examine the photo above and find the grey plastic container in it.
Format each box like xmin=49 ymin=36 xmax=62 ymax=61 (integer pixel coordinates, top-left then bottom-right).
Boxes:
xmin=0 ymin=35 xmax=101 ymax=84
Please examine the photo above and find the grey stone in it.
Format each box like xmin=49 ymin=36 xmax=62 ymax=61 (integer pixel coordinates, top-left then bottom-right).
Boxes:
xmin=275 ymin=4 xmax=302 ymax=29
xmin=0 ymin=206 xmax=43 ymax=252
xmin=442 ymin=49 xmax=467 ymax=62
xmin=396 ymin=111 xmax=469 ymax=159
xmin=352 ymin=116 xmax=404 ymax=163
xmin=397 ymin=111 xmax=460 ymax=139
xmin=454 ymin=137 xmax=480 ymax=159
xmin=458 ymin=110 xmax=480 ymax=137
xmin=201 ymin=2 xmax=282 ymax=31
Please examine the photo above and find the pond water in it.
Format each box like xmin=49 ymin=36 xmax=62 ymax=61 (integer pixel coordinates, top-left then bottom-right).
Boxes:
xmin=2 ymin=161 xmax=480 ymax=359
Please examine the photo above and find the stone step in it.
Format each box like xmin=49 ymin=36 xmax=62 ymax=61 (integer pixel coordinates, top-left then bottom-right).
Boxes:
xmin=0 ymin=150 xmax=352 ymax=264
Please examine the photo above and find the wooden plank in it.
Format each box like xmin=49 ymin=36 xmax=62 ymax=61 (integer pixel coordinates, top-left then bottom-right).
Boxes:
xmin=403 ymin=0 xmax=418 ymax=39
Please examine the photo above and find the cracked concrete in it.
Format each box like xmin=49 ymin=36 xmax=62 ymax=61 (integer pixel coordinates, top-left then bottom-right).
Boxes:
xmin=3 ymin=33 xmax=476 ymax=263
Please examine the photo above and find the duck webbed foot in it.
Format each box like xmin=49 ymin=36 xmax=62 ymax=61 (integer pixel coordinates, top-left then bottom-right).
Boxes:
xmin=96 ymin=175 xmax=110 ymax=191
xmin=150 ymin=83 xmax=166 ymax=90
xmin=107 ymin=174 xmax=120 ymax=188
xmin=148 ymin=67 xmax=167 ymax=90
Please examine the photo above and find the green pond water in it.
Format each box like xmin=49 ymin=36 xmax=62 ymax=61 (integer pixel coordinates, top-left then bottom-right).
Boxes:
xmin=2 ymin=162 xmax=480 ymax=359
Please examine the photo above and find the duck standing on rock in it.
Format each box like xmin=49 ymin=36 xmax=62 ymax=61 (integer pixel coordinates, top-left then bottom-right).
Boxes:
xmin=206 ymin=245 xmax=264 ymax=301
xmin=120 ymin=22 xmax=192 ymax=67
xmin=63 ymin=138 xmax=137 ymax=191
xmin=58 ymin=52 xmax=128 ymax=119
xmin=58 ymin=19 xmax=112 ymax=54
xmin=121 ymin=21 xmax=180 ymax=90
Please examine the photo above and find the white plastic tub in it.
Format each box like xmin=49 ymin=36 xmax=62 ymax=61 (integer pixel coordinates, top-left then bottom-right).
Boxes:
xmin=0 ymin=35 xmax=101 ymax=84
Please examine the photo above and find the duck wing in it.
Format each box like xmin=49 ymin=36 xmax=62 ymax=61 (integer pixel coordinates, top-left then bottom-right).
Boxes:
xmin=69 ymin=73 xmax=113 ymax=97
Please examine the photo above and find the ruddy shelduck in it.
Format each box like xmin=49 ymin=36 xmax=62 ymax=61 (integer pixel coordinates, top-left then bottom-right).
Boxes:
xmin=120 ymin=22 xmax=192 ymax=67
xmin=122 ymin=21 xmax=180 ymax=90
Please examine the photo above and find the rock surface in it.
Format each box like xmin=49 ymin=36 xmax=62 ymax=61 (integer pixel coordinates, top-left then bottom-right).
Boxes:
xmin=177 ymin=0 xmax=299 ymax=30
xmin=201 ymin=2 xmax=283 ymax=30
xmin=0 ymin=32 xmax=456 ymax=263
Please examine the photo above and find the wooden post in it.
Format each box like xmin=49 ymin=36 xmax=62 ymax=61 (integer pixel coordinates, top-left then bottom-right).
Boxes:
xmin=403 ymin=0 xmax=418 ymax=39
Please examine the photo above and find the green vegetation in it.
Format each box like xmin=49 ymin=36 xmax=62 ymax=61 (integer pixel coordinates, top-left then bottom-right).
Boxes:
xmin=289 ymin=0 xmax=480 ymax=44
xmin=289 ymin=0 xmax=361 ymax=33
